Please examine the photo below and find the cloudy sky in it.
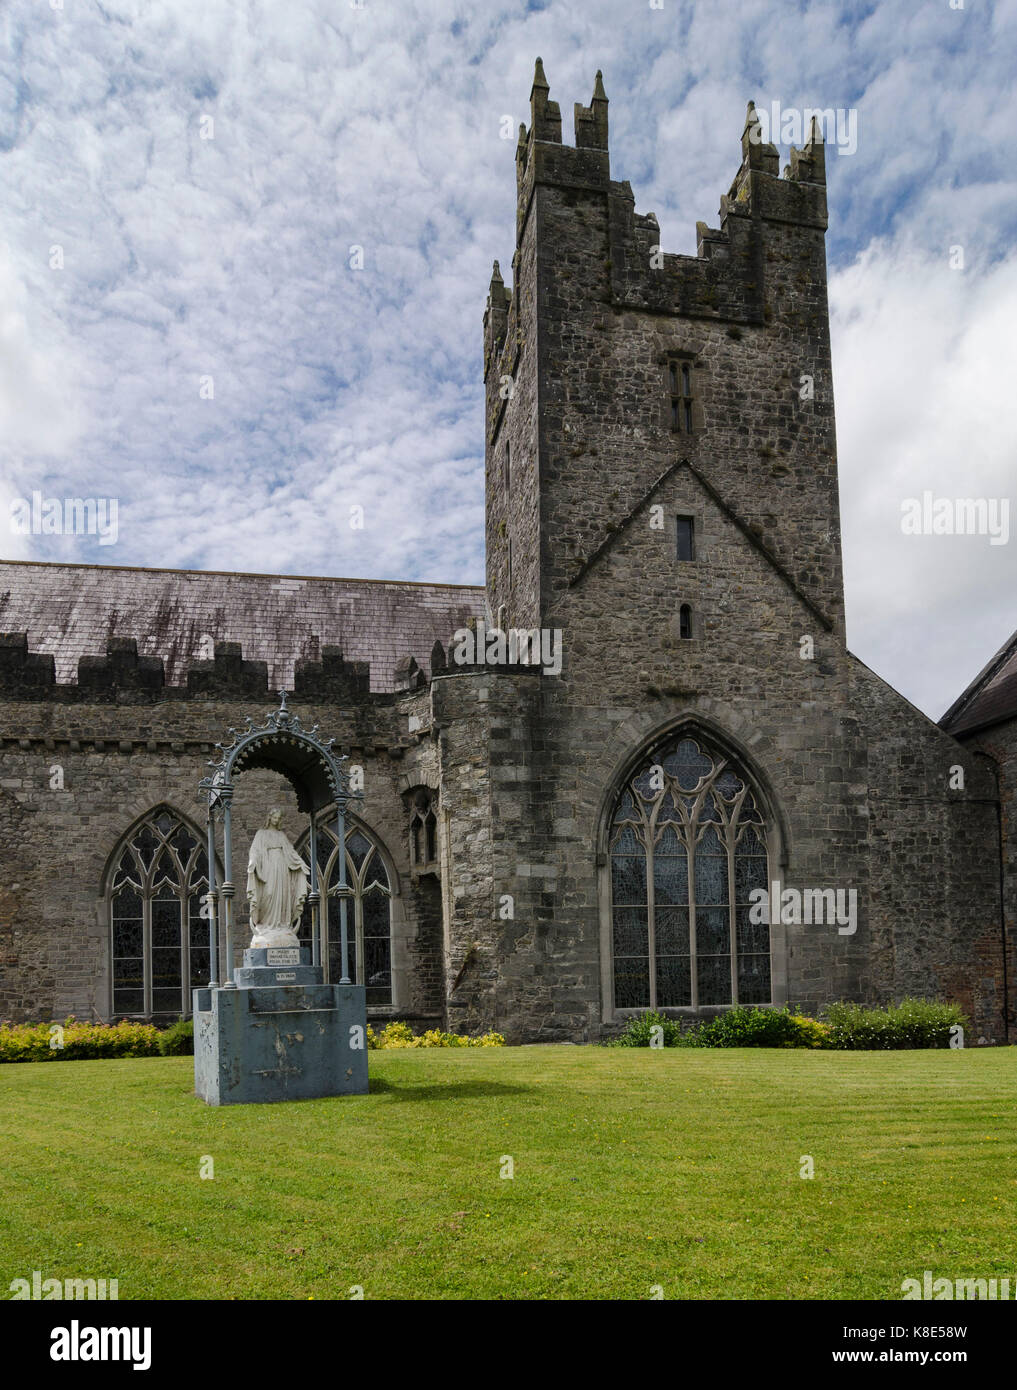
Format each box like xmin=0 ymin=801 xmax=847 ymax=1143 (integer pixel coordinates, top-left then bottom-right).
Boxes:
xmin=1 ymin=0 xmax=1015 ymax=718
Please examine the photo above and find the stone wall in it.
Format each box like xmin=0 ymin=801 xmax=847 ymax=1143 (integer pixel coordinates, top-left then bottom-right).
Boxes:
xmin=0 ymin=649 xmax=445 ymax=1025
xmin=851 ymin=664 xmax=1005 ymax=1039
xmin=0 ymin=66 xmax=1007 ymax=1048
xmin=952 ymin=717 xmax=1017 ymax=1041
xmin=475 ymin=65 xmax=1006 ymax=1043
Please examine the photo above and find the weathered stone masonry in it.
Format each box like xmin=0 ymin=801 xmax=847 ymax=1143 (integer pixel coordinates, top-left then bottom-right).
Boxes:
xmin=476 ymin=62 xmax=1010 ymax=1041
xmin=0 ymin=62 xmax=1012 ymax=1042
xmin=0 ymin=634 xmax=450 ymax=1028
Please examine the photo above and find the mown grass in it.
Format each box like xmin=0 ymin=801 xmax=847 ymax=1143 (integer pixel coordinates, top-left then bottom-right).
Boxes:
xmin=1 ymin=1046 xmax=1014 ymax=1300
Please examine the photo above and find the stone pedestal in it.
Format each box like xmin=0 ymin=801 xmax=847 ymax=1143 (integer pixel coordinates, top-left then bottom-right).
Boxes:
xmin=192 ymin=948 xmax=369 ymax=1105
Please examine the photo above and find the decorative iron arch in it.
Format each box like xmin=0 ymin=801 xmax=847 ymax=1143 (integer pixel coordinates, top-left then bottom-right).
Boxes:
xmin=199 ymin=692 xmax=362 ymax=987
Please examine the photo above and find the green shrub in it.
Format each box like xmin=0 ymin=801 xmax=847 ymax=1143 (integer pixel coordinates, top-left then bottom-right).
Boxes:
xmin=607 ymin=1011 xmax=684 ymax=1047
xmin=376 ymin=1020 xmax=417 ymax=1048
xmin=607 ymin=1000 xmax=966 ymax=1051
xmin=158 ymin=1018 xmax=194 ymax=1056
xmin=2 ymin=1014 xmax=505 ymax=1060
xmin=609 ymin=1006 xmax=825 ymax=1049
xmin=668 ymin=1005 xmax=820 ymax=1049
xmin=823 ymin=998 xmax=967 ymax=1050
xmin=419 ymin=1028 xmax=506 ymax=1048
xmin=0 ymin=1018 xmax=162 ymax=1063
xmin=366 ymin=1020 xmax=505 ymax=1049
xmin=784 ymin=1013 xmax=832 ymax=1049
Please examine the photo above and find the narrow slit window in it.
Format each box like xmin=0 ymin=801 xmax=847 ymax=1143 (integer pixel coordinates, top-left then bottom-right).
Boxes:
xmin=409 ymin=791 xmax=438 ymax=869
xmin=676 ymin=516 xmax=695 ymax=562
xmin=668 ymin=358 xmax=694 ymax=433
xmin=679 ymin=604 xmax=692 ymax=640
xmin=504 ymin=441 xmax=511 ymax=489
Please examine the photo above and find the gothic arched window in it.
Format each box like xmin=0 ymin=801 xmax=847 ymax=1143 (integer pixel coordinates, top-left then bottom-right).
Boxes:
xmin=297 ymin=823 xmax=393 ymax=1005
xmin=409 ymin=790 xmax=437 ymax=868
xmin=609 ymin=735 xmax=770 ymax=1011
xmin=108 ymin=807 xmax=211 ymax=1018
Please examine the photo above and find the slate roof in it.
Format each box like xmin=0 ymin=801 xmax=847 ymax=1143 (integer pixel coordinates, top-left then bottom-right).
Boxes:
xmin=940 ymin=627 xmax=1017 ymax=737
xmin=0 ymin=560 xmax=486 ymax=693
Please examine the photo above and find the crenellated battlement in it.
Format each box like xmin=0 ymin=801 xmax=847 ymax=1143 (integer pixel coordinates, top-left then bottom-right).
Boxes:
xmin=528 ymin=56 xmax=560 ymax=142
xmin=486 ymin=62 xmax=831 ymax=392
xmin=79 ymin=637 xmax=165 ymax=693
xmin=0 ymin=632 xmax=55 ymax=693
xmin=483 ymin=60 xmax=843 ymax=642
xmin=294 ymin=645 xmax=370 ymax=700
xmin=0 ymin=631 xmax=498 ymax=704
xmin=186 ymin=641 xmax=268 ymax=699
xmin=573 ymin=69 xmax=609 ymax=152
xmin=483 ymin=258 xmax=512 ymax=377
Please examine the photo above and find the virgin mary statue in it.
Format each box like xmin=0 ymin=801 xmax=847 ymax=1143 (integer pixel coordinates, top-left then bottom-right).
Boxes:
xmin=246 ymin=808 xmax=310 ymax=948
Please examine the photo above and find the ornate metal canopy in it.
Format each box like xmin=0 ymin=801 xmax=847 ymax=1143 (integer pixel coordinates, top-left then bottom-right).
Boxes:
xmin=197 ymin=692 xmax=362 ymax=990
xmin=199 ymin=690 xmax=361 ymax=815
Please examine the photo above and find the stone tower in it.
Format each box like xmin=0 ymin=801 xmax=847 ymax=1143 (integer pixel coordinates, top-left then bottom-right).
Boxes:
xmin=0 ymin=64 xmax=1007 ymax=1044
xmin=462 ymin=61 xmax=1005 ymax=1042
xmin=484 ymin=61 xmax=843 ymax=645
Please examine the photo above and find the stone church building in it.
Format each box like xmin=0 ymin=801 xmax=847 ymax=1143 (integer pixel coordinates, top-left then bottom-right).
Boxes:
xmin=1 ymin=64 xmax=1014 ymax=1043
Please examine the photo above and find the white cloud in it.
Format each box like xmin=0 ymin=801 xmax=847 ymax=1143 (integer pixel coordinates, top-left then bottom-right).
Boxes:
xmin=0 ymin=244 xmax=87 ymax=472
xmin=832 ymin=243 xmax=1017 ymax=718
xmin=0 ymin=0 xmax=1015 ymax=714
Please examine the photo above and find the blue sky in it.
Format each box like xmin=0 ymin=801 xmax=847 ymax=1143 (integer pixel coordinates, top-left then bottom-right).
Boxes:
xmin=1 ymin=0 xmax=1015 ymax=717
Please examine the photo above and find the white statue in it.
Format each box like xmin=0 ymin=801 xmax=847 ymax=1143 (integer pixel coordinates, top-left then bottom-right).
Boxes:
xmin=246 ymin=808 xmax=310 ymax=949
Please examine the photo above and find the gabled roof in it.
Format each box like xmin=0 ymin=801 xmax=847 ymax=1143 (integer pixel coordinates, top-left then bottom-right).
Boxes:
xmin=0 ymin=559 xmax=485 ymax=693
xmin=940 ymin=627 xmax=1017 ymax=737
xmin=567 ymin=457 xmax=834 ymax=632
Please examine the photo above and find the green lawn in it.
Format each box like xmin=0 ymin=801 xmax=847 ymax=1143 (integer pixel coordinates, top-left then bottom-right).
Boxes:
xmin=1 ymin=1046 xmax=1014 ymax=1300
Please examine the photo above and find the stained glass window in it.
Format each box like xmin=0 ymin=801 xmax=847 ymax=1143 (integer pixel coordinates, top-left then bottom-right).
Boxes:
xmin=609 ymin=735 xmax=771 ymax=1010
xmin=297 ymin=823 xmax=393 ymax=1006
xmin=108 ymin=808 xmax=211 ymax=1018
